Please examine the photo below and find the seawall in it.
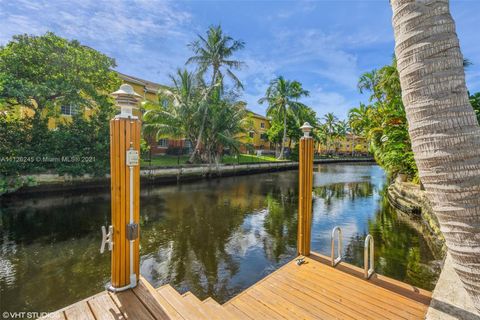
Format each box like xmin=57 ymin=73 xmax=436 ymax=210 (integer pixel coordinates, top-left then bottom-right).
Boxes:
xmin=387 ymin=178 xmax=446 ymax=258
xmin=5 ymin=158 xmax=375 ymax=196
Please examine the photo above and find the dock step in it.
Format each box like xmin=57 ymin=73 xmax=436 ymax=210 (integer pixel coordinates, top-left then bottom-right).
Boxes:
xmin=156 ymin=286 xmax=240 ymax=319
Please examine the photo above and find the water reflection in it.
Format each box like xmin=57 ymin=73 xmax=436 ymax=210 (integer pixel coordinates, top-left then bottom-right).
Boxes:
xmin=0 ymin=164 xmax=440 ymax=313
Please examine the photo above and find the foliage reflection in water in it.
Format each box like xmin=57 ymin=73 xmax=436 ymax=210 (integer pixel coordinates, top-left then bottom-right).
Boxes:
xmin=0 ymin=164 xmax=440 ymax=313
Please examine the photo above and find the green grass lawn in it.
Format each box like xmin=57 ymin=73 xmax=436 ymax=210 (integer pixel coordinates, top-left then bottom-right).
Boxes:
xmin=141 ymin=154 xmax=282 ymax=167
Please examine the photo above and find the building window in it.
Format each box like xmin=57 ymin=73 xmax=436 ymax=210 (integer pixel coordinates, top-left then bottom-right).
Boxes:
xmin=260 ymin=133 xmax=267 ymax=140
xmin=184 ymin=140 xmax=192 ymax=149
xmin=260 ymin=122 xmax=265 ymax=128
xmin=61 ymin=105 xmax=77 ymax=116
xmin=158 ymin=139 xmax=168 ymax=148
xmin=249 ymin=132 xmax=254 ymax=138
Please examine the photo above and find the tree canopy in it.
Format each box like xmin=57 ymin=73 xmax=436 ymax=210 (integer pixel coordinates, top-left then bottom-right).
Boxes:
xmin=0 ymin=32 xmax=120 ymax=114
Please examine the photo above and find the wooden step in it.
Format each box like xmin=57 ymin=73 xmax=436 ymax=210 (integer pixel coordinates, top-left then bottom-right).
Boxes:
xmin=202 ymin=297 xmax=241 ymax=320
xmin=181 ymin=292 xmax=220 ymax=320
xmin=156 ymin=286 xmax=208 ymax=319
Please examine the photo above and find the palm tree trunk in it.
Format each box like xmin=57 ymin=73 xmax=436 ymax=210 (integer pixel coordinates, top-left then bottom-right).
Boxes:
xmin=189 ymin=69 xmax=218 ymax=163
xmin=278 ymin=111 xmax=286 ymax=159
xmin=391 ymin=0 xmax=480 ymax=310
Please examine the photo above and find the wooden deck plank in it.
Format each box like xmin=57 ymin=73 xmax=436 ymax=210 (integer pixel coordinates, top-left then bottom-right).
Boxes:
xmin=64 ymin=301 xmax=95 ymax=320
xmin=258 ymin=274 xmax=355 ymax=320
xmin=309 ymin=252 xmax=432 ymax=302
xmin=133 ymin=278 xmax=182 ymax=320
xmin=299 ymin=255 xmax=430 ymax=312
xmin=248 ymin=286 xmax=320 ymax=320
xmin=280 ymin=260 xmax=426 ymax=318
xmin=271 ymin=268 xmax=394 ymax=320
xmin=231 ymin=293 xmax=287 ymax=319
xmin=87 ymin=293 xmax=125 ymax=320
xmin=156 ymin=286 xmax=207 ymax=319
xmin=182 ymin=292 xmax=221 ymax=320
xmin=224 ymin=303 xmax=254 ymax=319
xmin=108 ymin=290 xmax=155 ymax=320
xmin=46 ymin=253 xmax=431 ymax=320
xmin=202 ymin=297 xmax=241 ymax=320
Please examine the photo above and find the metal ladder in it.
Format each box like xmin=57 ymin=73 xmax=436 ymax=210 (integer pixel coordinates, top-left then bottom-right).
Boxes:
xmin=330 ymin=226 xmax=342 ymax=267
xmin=330 ymin=226 xmax=375 ymax=279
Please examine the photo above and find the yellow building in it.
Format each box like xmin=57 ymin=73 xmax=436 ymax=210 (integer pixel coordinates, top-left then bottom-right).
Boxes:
xmin=240 ymin=111 xmax=272 ymax=152
xmin=317 ymin=133 xmax=369 ymax=156
xmin=10 ymin=71 xmax=276 ymax=155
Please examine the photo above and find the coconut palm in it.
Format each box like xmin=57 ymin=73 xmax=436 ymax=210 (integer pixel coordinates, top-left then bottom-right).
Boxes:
xmin=391 ymin=0 xmax=480 ymax=309
xmin=322 ymin=113 xmax=338 ymax=155
xmin=348 ymin=103 xmax=371 ymax=136
xmin=259 ymin=77 xmax=309 ymax=159
xmin=143 ymin=69 xmax=207 ymax=154
xmin=186 ymin=25 xmax=245 ymax=162
xmin=202 ymin=94 xmax=247 ymax=164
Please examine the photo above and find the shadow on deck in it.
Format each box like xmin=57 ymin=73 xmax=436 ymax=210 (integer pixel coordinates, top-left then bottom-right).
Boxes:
xmin=41 ymin=252 xmax=431 ymax=319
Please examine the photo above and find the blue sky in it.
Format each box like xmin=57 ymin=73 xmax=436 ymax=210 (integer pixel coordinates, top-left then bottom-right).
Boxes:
xmin=1 ymin=0 xmax=479 ymax=119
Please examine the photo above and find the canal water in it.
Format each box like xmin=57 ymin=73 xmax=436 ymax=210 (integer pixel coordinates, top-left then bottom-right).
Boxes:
xmin=0 ymin=163 xmax=440 ymax=313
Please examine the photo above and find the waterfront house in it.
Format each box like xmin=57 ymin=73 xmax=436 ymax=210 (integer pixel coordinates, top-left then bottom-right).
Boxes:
xmin=316 ymin=133 xmax=370 ymax=156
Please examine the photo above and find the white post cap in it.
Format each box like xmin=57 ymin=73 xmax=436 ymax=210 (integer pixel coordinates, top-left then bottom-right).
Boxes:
xmin=300 ymin=122 xmax=313 ymax=137
xmin=111 ymin=84 xmax=142 ymax=119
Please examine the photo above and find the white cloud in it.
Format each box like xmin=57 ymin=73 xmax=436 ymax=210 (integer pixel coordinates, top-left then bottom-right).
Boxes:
xmin=0 ymin=0 xmax=193 ymax=84
xmin=304 ymin=86 xmax=356 ymax=119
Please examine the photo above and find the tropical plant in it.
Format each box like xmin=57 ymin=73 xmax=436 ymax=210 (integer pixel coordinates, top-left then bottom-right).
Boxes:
xmin=143 ymin=69 xmax=206 ymax=156
xmin=0 ymin=32 xmax=118 ymax=193
xmin=201 ymin=92 xmax=247 ymax=164
xmin=0 ymin=32 xmax=119 ymax=114
xmin=259 ymin=76 xmax=309 ymax=159
xmin=469 ymin=92 xmax=480 ymax=124
xmin=391 ymin=0 xmax=480 ymax=309
xmin=349 ymin=58 xmax=417 ymax=178
xmin=322 ymin=113 xmax=338 ymax=154
xmin=186 ymin=25 xmax=245 ymax=162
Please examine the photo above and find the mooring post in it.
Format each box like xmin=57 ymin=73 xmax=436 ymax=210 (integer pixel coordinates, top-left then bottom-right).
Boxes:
xmin=102 ymin=84 xmax=142 ymax=291
xmin=298 ymin=122 xmax=314 ymax=256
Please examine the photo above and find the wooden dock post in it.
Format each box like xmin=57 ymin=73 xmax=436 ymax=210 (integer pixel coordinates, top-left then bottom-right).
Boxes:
xmin=104 ymin=84 xmax=142 ymax=290
xmin=298 ymin=122 xmax=314 ymax=256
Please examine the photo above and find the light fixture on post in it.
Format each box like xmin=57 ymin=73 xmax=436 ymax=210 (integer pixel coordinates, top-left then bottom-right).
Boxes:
xmin=111 ymin=84 xmax=142 ymax=119
xmin=300 ymin=122 xmax=313 ymax=138
xmin=297 ymin=121 xmax=314 ymax=257
xmin=100 ymin=83 xmax=142 ymax=292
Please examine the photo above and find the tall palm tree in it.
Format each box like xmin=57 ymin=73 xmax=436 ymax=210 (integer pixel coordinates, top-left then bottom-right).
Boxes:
xmin=391 ymin=0 xmax=480 ymax=310
xmin=323 ymin=113 xmax=338 ymax=155
xmin=349 ymin=104 xmax=371 ymax=156
xmin=143 ymin=69 xmax=208 ymax=155
xmin=348 ymin=103 xmax=371 ymax=136
xmin=258 ymin=77 xmax=309 ymax=159
xmin=186 ymin=25 xmax=245 ymax=162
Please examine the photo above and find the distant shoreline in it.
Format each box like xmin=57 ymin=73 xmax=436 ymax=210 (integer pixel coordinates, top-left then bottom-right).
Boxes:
xmin=3 ymin=158 xmax=375 ymax=197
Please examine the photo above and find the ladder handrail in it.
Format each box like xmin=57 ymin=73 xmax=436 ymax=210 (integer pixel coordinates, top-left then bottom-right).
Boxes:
xmin=364 ymin=234 xmax=375 ymax=279
xmin=330 ymin=226 xmax=343 ymax=267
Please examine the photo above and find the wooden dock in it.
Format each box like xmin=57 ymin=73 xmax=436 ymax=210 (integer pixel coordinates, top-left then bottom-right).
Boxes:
xmin=41 ymin=252 xmax=431 ymax=320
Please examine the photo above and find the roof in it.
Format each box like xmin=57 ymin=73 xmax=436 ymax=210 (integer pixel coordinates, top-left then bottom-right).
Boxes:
xmin=116 ymin=71 xmax=164 ymax=94
xmin=246 ymin=109 xmax=269 ymax=120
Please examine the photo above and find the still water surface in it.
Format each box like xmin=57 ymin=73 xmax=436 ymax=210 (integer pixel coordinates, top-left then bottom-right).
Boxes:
xmin=0 ymin=164 xmax=440 ymax=312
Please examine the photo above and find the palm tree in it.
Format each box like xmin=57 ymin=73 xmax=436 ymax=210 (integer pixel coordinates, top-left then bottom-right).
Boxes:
xmin=348 ymin=103 xmax=370 ymax=136
xmin=186 ymin=25 xmax=245 ymax=162
xmin=143 ymin=69 xmax=207 ymax=156
xmin=258 ymin=77 xmax=309 ymax=159
xmin=391 ymin=0 xmax=480 ymax=310
xmin=202 ymin=95 xmax=247 ymax=164
xmin=323 ymin=113 xmax=338 ymax=155
xmin=335 ymin=120 xmax=349 ymax=155
xmin=358 ymin=70 xmax=379 ymax=100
